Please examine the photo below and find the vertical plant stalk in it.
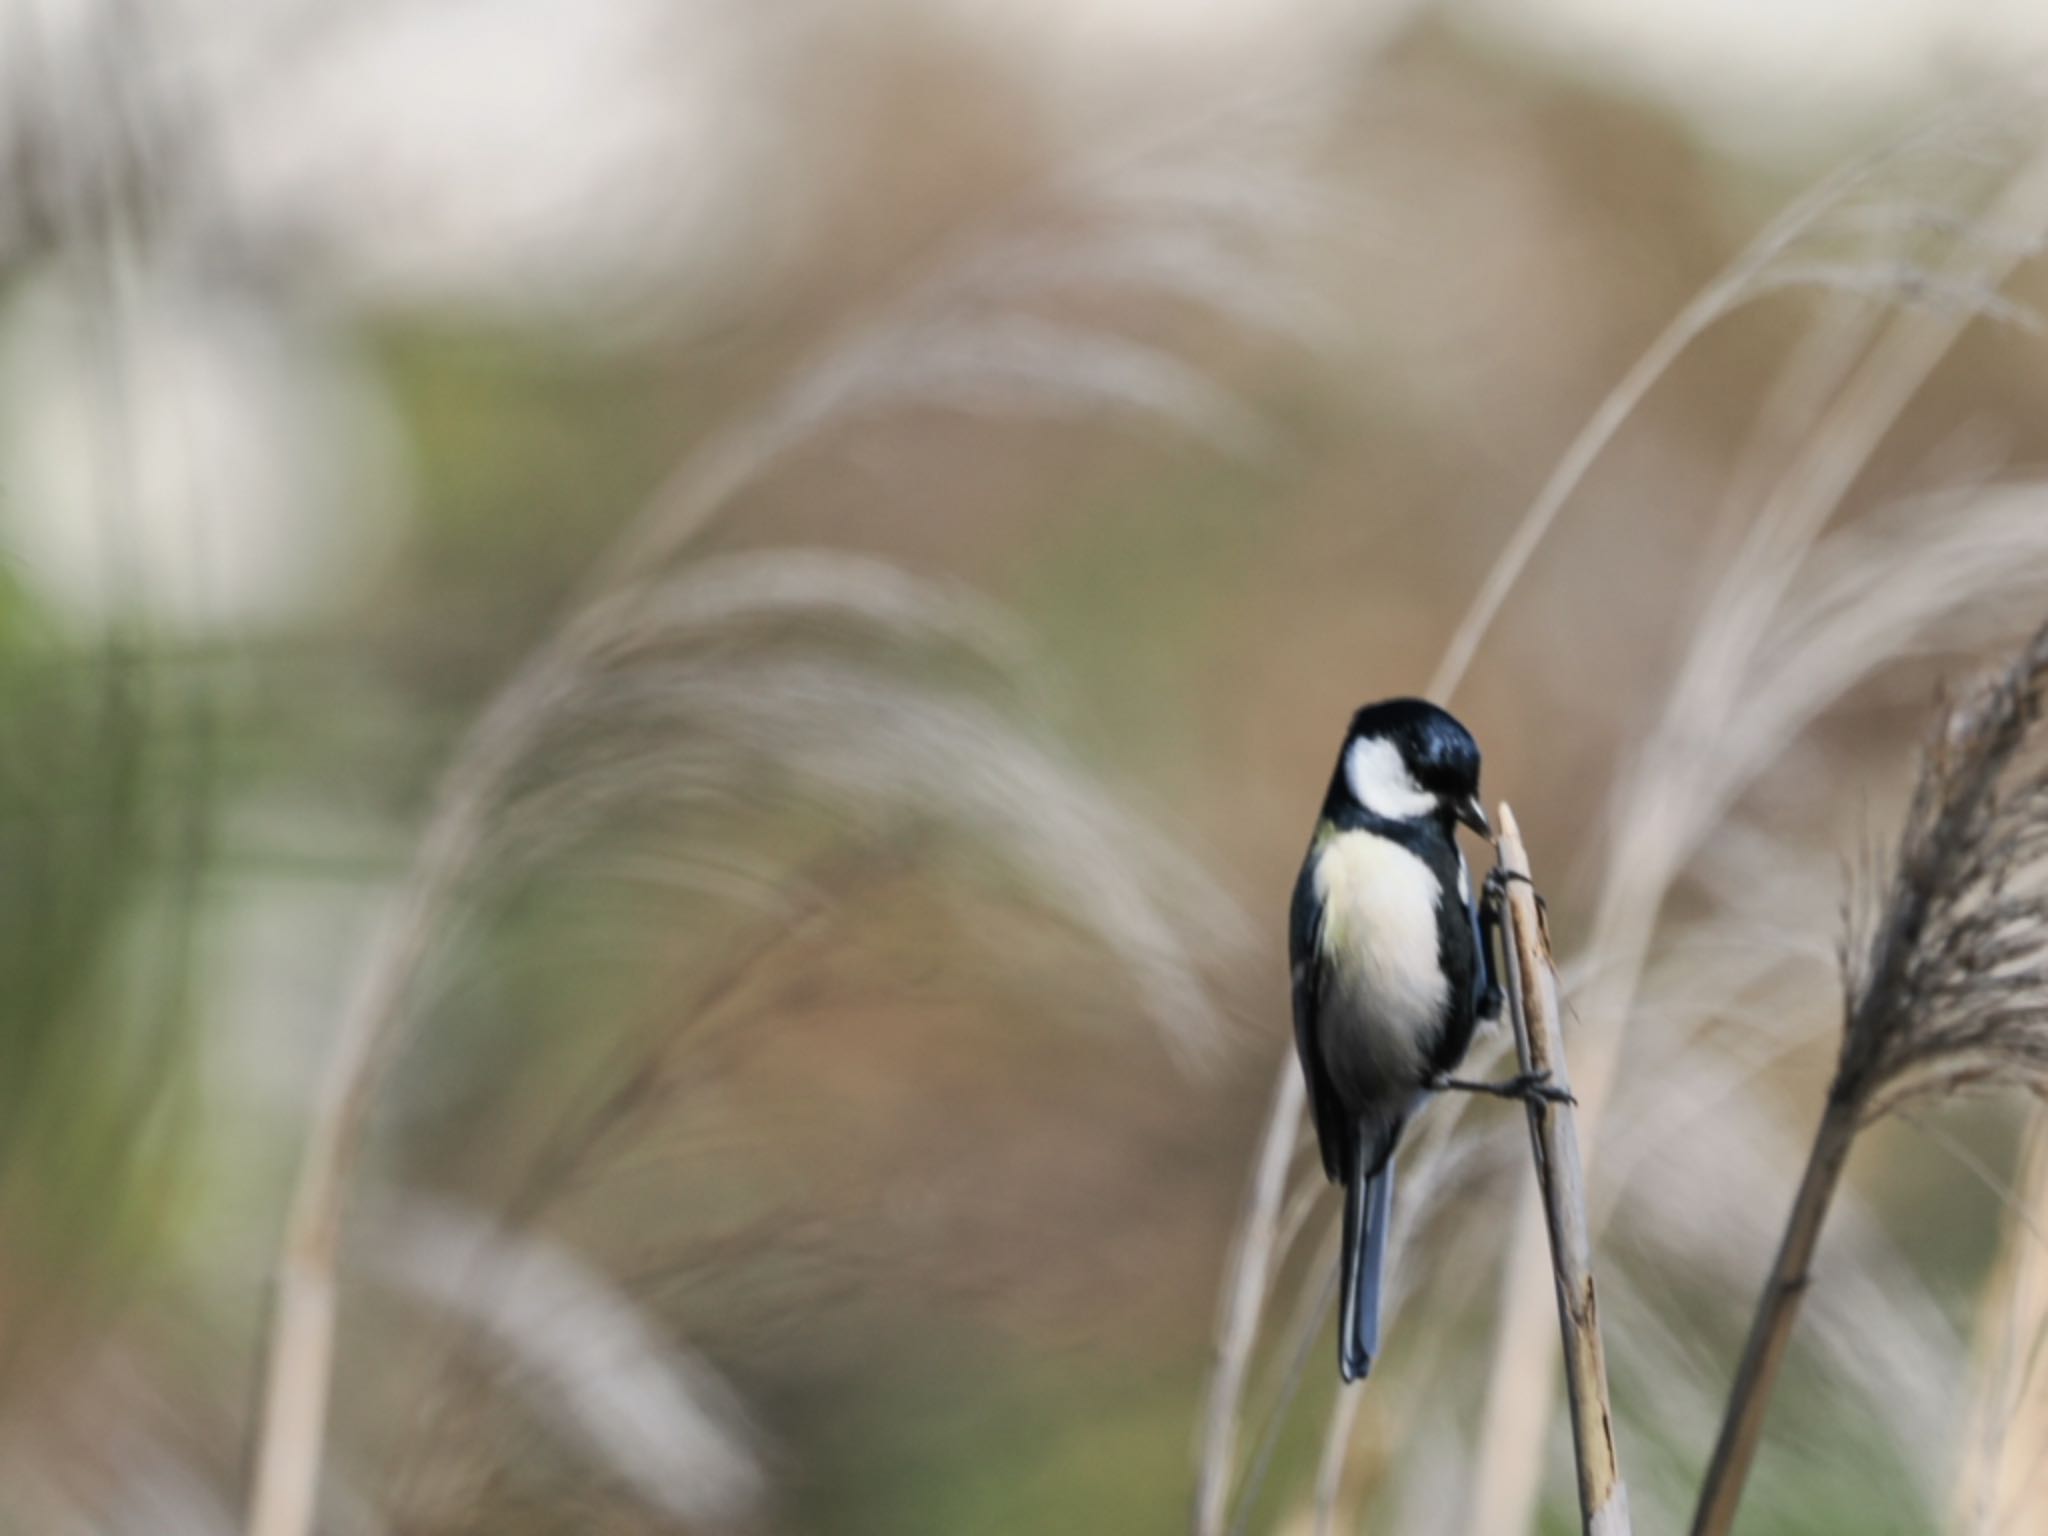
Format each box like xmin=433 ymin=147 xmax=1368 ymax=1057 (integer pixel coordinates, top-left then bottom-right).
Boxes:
xmin=245 ymin=433 xmax=773 ymax=1536
xmin=1495 ymin=803 xmax=1631 ymax=1536
xmin=1950 ymin=1116 xmax=2048 ymax=1535
xmin=1423 ymin=106 xmax=1976 ymax=705
xmin=1194 ymin=1060 xmax=1307 ymax=1536
xmin=1311 ymin=1380 xmax=1364 ymax=1536
xmin=245 ymin=691 xmax=544 ymax=1536
xmin=1689 ymin=1097 xmax=1859 ymax=1536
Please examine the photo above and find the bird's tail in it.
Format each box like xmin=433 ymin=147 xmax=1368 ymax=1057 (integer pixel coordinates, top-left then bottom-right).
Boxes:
xmin=1337 ymin=1142 xmax=1395 ymax=1383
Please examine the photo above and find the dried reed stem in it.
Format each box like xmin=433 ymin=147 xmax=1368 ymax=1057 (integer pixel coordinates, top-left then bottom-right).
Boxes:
xmin=1495 ymin=803 xmax=1631 ymax=1536
xmin=1951 ymin=1116 xmax=2048 ymax=1534
xmin=1311 ymin=1378 xmax=1364 ymax=1536
xmin=1429 ymin=127 xmax=1897 ymax=704
xmin=1428 ymin=103 xmax=2036 ymax=704
xmin=246 ymin=677 xmax=555 ymax=1536
xmin=1194 ymin=1059 xmax=1306 ymax=1536
xmin=247 ymin=427 xmax=814 ymax=1536
xmin=1688 ymin=1095 xmax=1858 ymax=1536
xmin=1426 ymin=301 xmax=1733 ymax=703
xmin=1464 ymin=1194 xmax=1555 ymax=1535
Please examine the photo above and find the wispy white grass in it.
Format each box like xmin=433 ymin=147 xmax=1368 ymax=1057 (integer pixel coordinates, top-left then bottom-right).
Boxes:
xmin=374 ymin=1196 xmax=764 ymax=1529
xmin=1427 ymin=94 xmax=2048 ymax=704
xmin=544 ymin=650 xmax=1250 ymax=1061
xmin=572 ymin=546 xmax=1041 ymax=682
xmin=252 ymin=82 xmax=1348 ymax=1536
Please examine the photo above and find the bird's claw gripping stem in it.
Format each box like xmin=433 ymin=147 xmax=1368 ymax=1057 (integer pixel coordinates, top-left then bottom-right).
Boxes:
xmin=1430 ymin=1068 xmax=1576 ymax=1107
xmin=1475 ymin=866 xmax=1526 ymax=1027
xmin=1484 ymin=865 xmax=1543 ymax=917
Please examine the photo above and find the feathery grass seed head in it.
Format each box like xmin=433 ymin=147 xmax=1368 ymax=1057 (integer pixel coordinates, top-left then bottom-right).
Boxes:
xmin=1841 ymin=620 xmax=2048 ymax=1119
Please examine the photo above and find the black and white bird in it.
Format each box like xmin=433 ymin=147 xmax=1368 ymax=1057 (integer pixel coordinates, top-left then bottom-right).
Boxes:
xmin=1290 ymin=698 xmax=1545 ymax=1383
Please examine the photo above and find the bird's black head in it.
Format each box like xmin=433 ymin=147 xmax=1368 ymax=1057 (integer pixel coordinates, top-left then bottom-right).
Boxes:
xmin=1325 ymin=697 xmax=1490 ymax=838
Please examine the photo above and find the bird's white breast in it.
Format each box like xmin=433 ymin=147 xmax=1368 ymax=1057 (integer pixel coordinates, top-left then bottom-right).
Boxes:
xmin=1313 ymin=828 xmax=1447 ymax=1074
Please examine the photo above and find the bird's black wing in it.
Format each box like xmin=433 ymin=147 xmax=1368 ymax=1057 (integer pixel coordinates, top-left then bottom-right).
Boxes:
xmin=1424 ymin=843 xmax=1486 ymax=1078
xmin=1290 ymin=855 xmax=1352 ymax=1184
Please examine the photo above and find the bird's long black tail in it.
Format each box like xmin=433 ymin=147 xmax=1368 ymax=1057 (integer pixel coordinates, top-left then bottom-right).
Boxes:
xmin=1337 ymin=1142 xmax=1394 ymax=1383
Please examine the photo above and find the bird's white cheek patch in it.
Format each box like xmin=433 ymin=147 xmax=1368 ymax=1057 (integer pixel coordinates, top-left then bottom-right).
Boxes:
xmin=1314 ymin=831 xmax=1448 ymax=1065
xmin=1345 ymin=736 xmax=1437 ymax=821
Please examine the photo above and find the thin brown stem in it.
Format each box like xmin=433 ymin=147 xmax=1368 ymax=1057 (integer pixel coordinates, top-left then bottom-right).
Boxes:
xmin=1194 ymin=1058 xmax=1306 ymax=1536
xmin=1950 ymin=1116 xmax=2048 ymax=1535
xmin=1690 ymin=1092 xmax=1860 ymax=1536
xmin=1312 ymin=1381 xmax=1363 ymax=1536
xmin=1495 ymin=804 xmax=1631 ymax=1536
xmin=244 ymin=403 xmax=822 ymax=1536
xmin=246 ymin=641 xmax=578 ymax=1536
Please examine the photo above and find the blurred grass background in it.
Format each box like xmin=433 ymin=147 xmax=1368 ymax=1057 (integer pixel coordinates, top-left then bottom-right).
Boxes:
xmin=4 ymin=2 xmax=2048 ymax=1533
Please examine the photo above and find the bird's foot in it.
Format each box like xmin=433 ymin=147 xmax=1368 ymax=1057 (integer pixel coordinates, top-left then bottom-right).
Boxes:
xmin=1429 ymin=1068 xmax=1575 ymax=1106
xmin=1483 ymin=866 xmax=1544 ymax=917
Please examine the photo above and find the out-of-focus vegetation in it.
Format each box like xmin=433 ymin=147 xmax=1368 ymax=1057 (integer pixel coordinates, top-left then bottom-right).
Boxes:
xmin=4 ymin=3 xmax=2048 ymax=1534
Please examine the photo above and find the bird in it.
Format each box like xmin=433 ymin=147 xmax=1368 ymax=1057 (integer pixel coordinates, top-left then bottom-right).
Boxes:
xmin=1289 ymin=697 xmax=1553 ymax=1382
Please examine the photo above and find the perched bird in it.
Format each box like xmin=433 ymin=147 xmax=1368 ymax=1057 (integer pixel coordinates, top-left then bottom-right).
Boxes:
xmin=1289 ymin=698 xmax=1547 ymax=1382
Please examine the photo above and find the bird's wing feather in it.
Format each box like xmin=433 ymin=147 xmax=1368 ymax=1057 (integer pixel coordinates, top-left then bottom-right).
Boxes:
xmin=1464 ymin=850 xmax=1488 ymax=1012
xmin=1290 ymin=856 xmax=1352 ymax=1183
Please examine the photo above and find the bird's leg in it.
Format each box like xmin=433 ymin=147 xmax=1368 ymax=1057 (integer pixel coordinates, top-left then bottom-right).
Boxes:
xmin=1457 ymin=869 xmax=1571 ymax=1102
xmin=1429 ymin=1068 xmax=1576 ymax=1106
xmin=1476 ymin=868 xmax=1507 ymax=1026
xmin=1483 ymin=866 xmax=1543 ymax=915
xmin=1478 ymin=867 xmax=1548 ymax=1023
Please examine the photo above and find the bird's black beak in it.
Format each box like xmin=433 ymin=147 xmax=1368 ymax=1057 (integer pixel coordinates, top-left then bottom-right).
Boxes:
xmin=1455 ymin=794 xmax=1492 ymax=840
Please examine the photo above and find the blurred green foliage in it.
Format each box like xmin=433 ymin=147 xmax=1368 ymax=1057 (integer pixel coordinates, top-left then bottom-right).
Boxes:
xmin=0 ymin=587 xmax=204 ymax=1386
